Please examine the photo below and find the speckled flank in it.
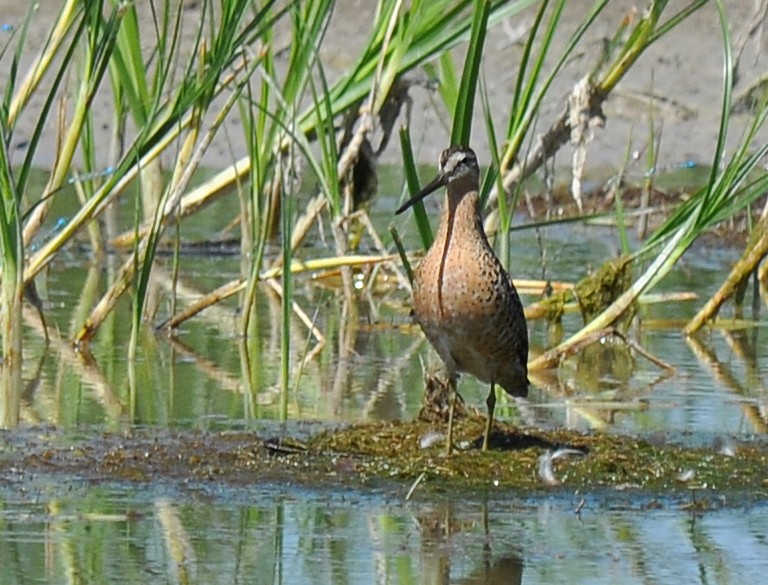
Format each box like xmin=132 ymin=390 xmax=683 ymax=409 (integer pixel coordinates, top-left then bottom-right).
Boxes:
xmin=411 ymin=147 xmax=529 ymax=400
xmin=413 ymin=194 xmax=528 ymax=396
xmin=412 ymin=147 xmax=528 ymax=453
xmin=398 ymin=146 xmax=530 ymax=452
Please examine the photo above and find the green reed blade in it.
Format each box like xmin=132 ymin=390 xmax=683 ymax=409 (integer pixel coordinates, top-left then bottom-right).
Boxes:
xmin=450 ymin=0 xmax=490 ymax=146
xmin=398 ymin=127 xmax=432 ymax=249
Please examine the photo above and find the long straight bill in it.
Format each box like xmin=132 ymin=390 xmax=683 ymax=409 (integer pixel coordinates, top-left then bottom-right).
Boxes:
xmin=395 ymin=174 xmax=445 ymax=215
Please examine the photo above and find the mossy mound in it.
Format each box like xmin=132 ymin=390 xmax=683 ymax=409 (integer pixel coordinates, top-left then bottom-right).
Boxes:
xmin=309 ymin=419 xmax=767 ymax=497
xmin=2 ymin=420 xmax=766 ymax=504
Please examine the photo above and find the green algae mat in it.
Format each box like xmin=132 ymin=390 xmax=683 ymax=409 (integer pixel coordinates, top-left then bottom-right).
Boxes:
xmin=3 ymin=416 xmax=766 ymax=508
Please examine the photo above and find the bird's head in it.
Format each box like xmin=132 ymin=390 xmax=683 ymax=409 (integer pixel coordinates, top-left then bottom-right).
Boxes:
xmin=395 ymin=146 xmax=479 ymax=215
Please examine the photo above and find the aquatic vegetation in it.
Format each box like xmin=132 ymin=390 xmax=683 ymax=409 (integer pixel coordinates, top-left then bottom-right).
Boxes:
xmin=3 ymin=421 xmax=766 ymax=504
xmin=0 ymin=0 xmax=764 ymax=434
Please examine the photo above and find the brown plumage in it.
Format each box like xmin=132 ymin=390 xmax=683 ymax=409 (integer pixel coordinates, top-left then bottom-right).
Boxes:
xmin=396 ymin=146 xmax=529 ymax=454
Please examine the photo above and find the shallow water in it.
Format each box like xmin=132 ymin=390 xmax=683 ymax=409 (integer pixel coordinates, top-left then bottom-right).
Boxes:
xmin=1 ymin=482 xmax=766 ymax=584
xmin=22 ymin=193 xmax=767 ymax=440
xmin=2 ymin=166 xmax=766 ymax=583
xmin=2 ymin=0 xmax=766 ymax=579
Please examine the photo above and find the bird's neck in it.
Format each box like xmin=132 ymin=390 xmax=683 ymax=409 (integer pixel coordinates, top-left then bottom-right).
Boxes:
xmin=435 ymin=182 xmax=483 ymax=247
xmin=430 ymin=182 xmax=487 ymax=318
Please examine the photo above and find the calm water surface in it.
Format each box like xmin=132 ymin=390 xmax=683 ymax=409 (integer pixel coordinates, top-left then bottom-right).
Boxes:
xmin=21 ymin=190 xmax=768 ymax=439
xmin=2 ymin=169 xmax=767 ymax=583
xmin=1 ymin=0 xmax=765 ymax=579
xmin=3 ymin=158 xmax=758 ymax=431
xmin=1 ymin=483 xmax=767 ymax=584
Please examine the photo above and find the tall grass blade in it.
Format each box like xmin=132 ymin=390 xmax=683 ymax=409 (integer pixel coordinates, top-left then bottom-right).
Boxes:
xmin=531 ymin=0 xmax=762 ymax=367
xmin=450 ymin=0 xmax=490 ymax=146
xmin=0 ymin=123 xmax=23 ymax=426
xmin=398 ymin=127 xmax=432 ymax=249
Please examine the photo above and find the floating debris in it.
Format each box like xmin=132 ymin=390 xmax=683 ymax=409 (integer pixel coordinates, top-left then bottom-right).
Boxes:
xmin=262 ymin=437 xmax=308 ymax=455
xmin=405 ymin=472 xmax=426 ymax=501
xmin=419 ymin=431 xmax=445 ymax=450
xmin=538 ymin=448 xmax=587 ymax=486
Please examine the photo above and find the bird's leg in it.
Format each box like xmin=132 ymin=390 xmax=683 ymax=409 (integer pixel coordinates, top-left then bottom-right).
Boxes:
xmin=445 ymin=377 xmax=457 ymax=456
xmin=482 ymin=382 xmax=496 ymax=451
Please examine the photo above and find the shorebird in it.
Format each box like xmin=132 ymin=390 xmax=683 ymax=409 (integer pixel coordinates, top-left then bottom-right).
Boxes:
xmin=396 ymin=146 xmax=529 ymax=455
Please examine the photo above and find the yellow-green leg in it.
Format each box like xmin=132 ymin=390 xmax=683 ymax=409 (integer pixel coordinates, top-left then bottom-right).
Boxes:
xmin=482 ymin=382 xmax=496 ymax=451
xmin=445 ymin=379 xmax=457 ymax=456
